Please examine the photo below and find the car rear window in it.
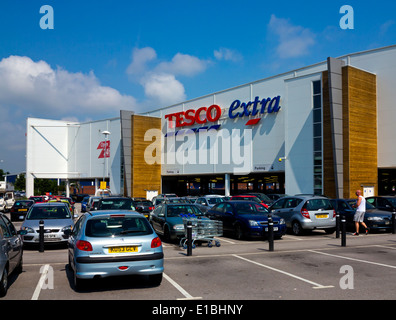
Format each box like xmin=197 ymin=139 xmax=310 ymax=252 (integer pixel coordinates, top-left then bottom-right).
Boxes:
xmin=27 ymin=206 xmax=71 ymax=219
xmin=98 ymin=199 xmax=134 ymax=210
xmin=304 ymin=199 xmax=333 ymax=211
xmin=85 ymin=216 xmax=153 ymax=237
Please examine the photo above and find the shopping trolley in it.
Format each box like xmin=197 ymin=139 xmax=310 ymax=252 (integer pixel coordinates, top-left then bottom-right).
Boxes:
xmin=179 ymin=217 xmax=223 ymax=248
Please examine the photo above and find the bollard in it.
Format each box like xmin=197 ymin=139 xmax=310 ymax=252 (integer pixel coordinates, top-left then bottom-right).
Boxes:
xmin=39 ymin=220 xmax=45 ymax=252
xmin=392 ymin=211 xmax=396 ymax=235
xmin=341 ymin=216 xmax=346 ymax=247
xmin=267 ymin=214 xmax=274 ymax=252
xmin=186 ymin=221 xmax=193 ymax=256
xmin=336 ymin=214 xmax=340 ymax=239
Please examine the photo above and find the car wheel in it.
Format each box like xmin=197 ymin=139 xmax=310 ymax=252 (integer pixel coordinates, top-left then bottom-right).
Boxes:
xmin=292 ymin=221 xmax=303 ymax=236
xmin=0 ymin=268 xmax=8 ymax=297
xmin=234 ymin=224 xmax=244 ymax=240
xmin=73 ymin=270 xmax=86 ymax=291
xmin=148 ymin=273 xmax=163 ymax=286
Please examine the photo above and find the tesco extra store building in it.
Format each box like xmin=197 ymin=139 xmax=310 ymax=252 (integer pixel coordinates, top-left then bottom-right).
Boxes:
xmin=26 ymin=45 xmax=396 ymax=199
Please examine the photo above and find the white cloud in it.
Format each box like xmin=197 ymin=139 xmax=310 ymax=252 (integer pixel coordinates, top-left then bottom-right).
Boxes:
xmin=141 ymin=73 xmax=186 ymax=106
xmin=0 ymin=55 xmax=137 ymax=117
xmin=214 ymin=48 xmax=243 ymax=62
xmin=126 ymin=47 xmax=208 ymax=106
xmin=268 ymin=15 xmax=316 ymax=59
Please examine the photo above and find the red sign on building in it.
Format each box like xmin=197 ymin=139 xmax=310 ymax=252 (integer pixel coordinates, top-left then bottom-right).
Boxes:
xmin=97 ymin=140 xmax=110 ymax=158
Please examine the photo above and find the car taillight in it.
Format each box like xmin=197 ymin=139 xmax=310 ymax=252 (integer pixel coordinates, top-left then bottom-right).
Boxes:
xmin=301 ymin=208 xmax=311 ymax=219
xmin=333 ymin=210 xmax=336 ymax=218
xmin=76 ymin=240 xmax=93 ymax=251
xmin=151 ymin=237 xmax=162 ymax=248
xmin=149 ymin=206 xmax=154 ymax=211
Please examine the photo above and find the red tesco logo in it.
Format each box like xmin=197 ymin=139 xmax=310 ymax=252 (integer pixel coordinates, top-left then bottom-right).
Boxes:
xmin=165 ymin=105 xmax=221 ymax=128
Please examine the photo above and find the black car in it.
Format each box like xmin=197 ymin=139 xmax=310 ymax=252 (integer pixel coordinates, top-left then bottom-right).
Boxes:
xmin=0 ymin=214 xmax=26 ymax=297
xmin=132 ymin=199 xmax=155 ymax=219
xmin=366 ymin=196 xmax=396 ymax=212
xmin=206 ymin=201 xmax=286 ymax=240
xmin=10 ymin=200 xmax=35 ymax=221
xmin=330 ymin=199 xmax=393 ymax=232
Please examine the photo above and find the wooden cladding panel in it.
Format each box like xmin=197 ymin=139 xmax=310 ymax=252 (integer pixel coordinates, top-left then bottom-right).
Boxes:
xmin=131 ymin=115 xmax=161 ymax=198
xmin=323 ymin=66 xmax=377 ymax=198
xmin=343 ymin=66 xmax=377 ymax=198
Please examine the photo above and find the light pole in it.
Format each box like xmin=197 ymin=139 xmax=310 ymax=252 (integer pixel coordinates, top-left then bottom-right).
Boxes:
xmin=102 ymin=130 xmax=110 ymax=189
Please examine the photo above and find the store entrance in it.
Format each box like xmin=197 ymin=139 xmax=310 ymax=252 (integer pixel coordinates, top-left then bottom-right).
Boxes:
xmin=162 ymin=172 xmax=285 ymax=196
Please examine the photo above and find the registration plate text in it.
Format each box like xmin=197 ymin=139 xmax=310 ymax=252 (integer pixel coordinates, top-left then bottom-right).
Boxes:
xmin=108 ymin=246 xmax=138 ymax=253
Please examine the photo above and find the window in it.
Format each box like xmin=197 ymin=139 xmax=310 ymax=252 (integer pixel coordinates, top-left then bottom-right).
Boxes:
xmin=312 ymin=80 xmax=323 ymax=195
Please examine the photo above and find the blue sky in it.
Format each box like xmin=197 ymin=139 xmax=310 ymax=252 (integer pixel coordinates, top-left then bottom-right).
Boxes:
xmin=0 ymin=0 xmax=395 ymax=174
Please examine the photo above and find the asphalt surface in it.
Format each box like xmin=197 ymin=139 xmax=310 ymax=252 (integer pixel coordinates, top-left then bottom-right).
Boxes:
xmin=2 ymin=204 xmax=396 ymax=315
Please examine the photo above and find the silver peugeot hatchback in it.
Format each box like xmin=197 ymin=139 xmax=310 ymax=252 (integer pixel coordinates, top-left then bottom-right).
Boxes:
xmin=68 ymin=210 xmax=164 ymax=290
xmin=269 ymin=195 xmax=336 ymax=235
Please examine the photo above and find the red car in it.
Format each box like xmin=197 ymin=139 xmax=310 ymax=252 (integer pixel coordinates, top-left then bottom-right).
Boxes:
xmin=29 ymin=196 xmax=46 ymax=203
xmin=230 ymin=195 xmax=269 ymax=208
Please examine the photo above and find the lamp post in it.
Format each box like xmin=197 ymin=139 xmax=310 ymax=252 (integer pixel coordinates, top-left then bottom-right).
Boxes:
xmin=102 ymin=130 xmax=110 ymax=189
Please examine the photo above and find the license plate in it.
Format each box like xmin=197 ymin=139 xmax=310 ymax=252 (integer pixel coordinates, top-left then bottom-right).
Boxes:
xmin=108 ymin=246 xmax=138 ymax=253
xmin=44 ymin=234 xmax=57 ymax=238
xmin=316 ymin=214 xmax=328 ymax=219
xmin=18 ymin=209 xmax=27 ymax=211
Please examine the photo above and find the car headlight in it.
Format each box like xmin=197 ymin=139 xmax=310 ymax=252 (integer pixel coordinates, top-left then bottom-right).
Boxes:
xmin=173 ymin=224 xmax=184 ymax=230
xmin=21 ymin=226 xmax=34 ymax=233
xmin=249 ymin=220 xmax=260 ymax=227
xmin=367 ymin=217 xmax=384 ymax=221
xmin=280 ymin=218 xmax=286 ymax=225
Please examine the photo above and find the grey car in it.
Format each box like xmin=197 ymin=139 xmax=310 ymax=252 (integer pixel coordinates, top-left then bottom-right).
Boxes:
xmin=21 ymin=202 xmax=77 ymax=245
xmin=269 ymin=195 xmax=336 ymax=235
xmin=68 ymin=210 xmax=164 ymax=290
xmin=0 ymin=214 xmax=26 ymax=297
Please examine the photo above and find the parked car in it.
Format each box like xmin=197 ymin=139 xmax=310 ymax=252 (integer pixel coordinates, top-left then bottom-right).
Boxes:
xmin=0 ymin=214 xmax=26 ymax=297
xmin=29 ymin=196 xmax=46 ymax=203
xmin=68 ymin=210 xmax=164 ymax=290
xmin=150 ymin=203 xmax=208 ymax=241
xmin=81 ymin=196 xmax=90 ymax=213
xmin=131 ymin=199 xmax=155 ymax=219
xmin=86 ymin=196 xmax=102 ymax=211
xmin=96 ymin=197 xmax=135 ymax=211
xmin=195 ymin=195 xmax=225 ymax=207
xmin=245 ymin=193 xmax=274 ymax=207
xmin=330 ymin=199 xmax=393 ymax=232
xmin=48 ymin=199 xmax=73 ymax=214
xmin=20 ymin=202 xmax=77 ymax=245
xmin=366 ymin=196 xmax=396 ymax=212
xmin=269 ymin=195 xmax=336 ymax=235
xmin=230 ymin=195 xmax=269 ymax=208
xmin=10 ymin=200 xmax=35 ymax=221
xmin=206 ymin=201 xmax=286 ymax=240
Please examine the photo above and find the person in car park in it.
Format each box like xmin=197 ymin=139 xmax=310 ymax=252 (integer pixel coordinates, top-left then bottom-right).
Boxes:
xmin=352 ymin=190 xmax=369 ymax=235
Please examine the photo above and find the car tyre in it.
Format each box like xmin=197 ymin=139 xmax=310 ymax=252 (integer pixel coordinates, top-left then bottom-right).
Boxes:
xmin=292 ymin=221 xmax=303 ymax=236
xmin=234 ymin=224 xmax=244 ymax=240
xmin=148 ymin=273 xmax=162 ymax=286
xmin=0 ymin=268 xmax=8 ymax=297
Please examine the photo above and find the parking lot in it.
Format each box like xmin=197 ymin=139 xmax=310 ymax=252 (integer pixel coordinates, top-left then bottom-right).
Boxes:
xmin=2 ymin=203 xmax=396 ymax=308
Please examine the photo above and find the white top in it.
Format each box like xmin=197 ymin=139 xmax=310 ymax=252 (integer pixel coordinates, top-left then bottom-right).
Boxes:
xmin=356 ymin=195 xmax=366 ymax=212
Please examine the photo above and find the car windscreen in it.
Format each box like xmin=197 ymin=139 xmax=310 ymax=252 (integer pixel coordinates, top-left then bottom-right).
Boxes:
xmin=98 ymin=199 xmax=134 ymax=210
xmin=304 ymin=199 xmax=333 ymax=211
xmin=386 ymin=198 xmax=396 ymax=207
xmin=85 ymin=216 xmax=153 ymax=237
xmin=26 ymin=206 xmax=71 ymax=220
xmin=346 ymin=199 xmax=375 ymax=210
xmin=208 ymin=197 xmax=224 ymax=205
xmin=167 ymin=205 xmax=204 ymax=217
xmin=234 ymin=202 xmax=268 ymax=214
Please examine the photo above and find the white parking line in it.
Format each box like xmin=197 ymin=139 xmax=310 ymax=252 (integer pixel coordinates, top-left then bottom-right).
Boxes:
xmin=163 ymin=273 xmax=202 ymax=300
xmin=31 ymin=264 xmax=50 ymax=300
xmin=309 ymin=250 xmax=396 ymax=269
xmin=232 ymin=254 xmax=333 ymax=289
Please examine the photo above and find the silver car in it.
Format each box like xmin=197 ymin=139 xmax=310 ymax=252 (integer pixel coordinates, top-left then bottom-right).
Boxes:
xmin=68 ymin=210 xmax=164 ymax=290
xmin=21 ymin=202 xmax=77 ymax=245
xmin=269 ymin=195 xmax=336 ymax=235
xmin=0 ymin=214 xmax=25 ymax=297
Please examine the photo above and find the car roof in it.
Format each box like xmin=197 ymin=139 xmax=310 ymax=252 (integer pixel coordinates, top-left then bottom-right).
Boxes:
xmin=32 ymin=202 xmax=68 ymax=207
xmin=86 ymin=210 xmax=142 ymax=217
